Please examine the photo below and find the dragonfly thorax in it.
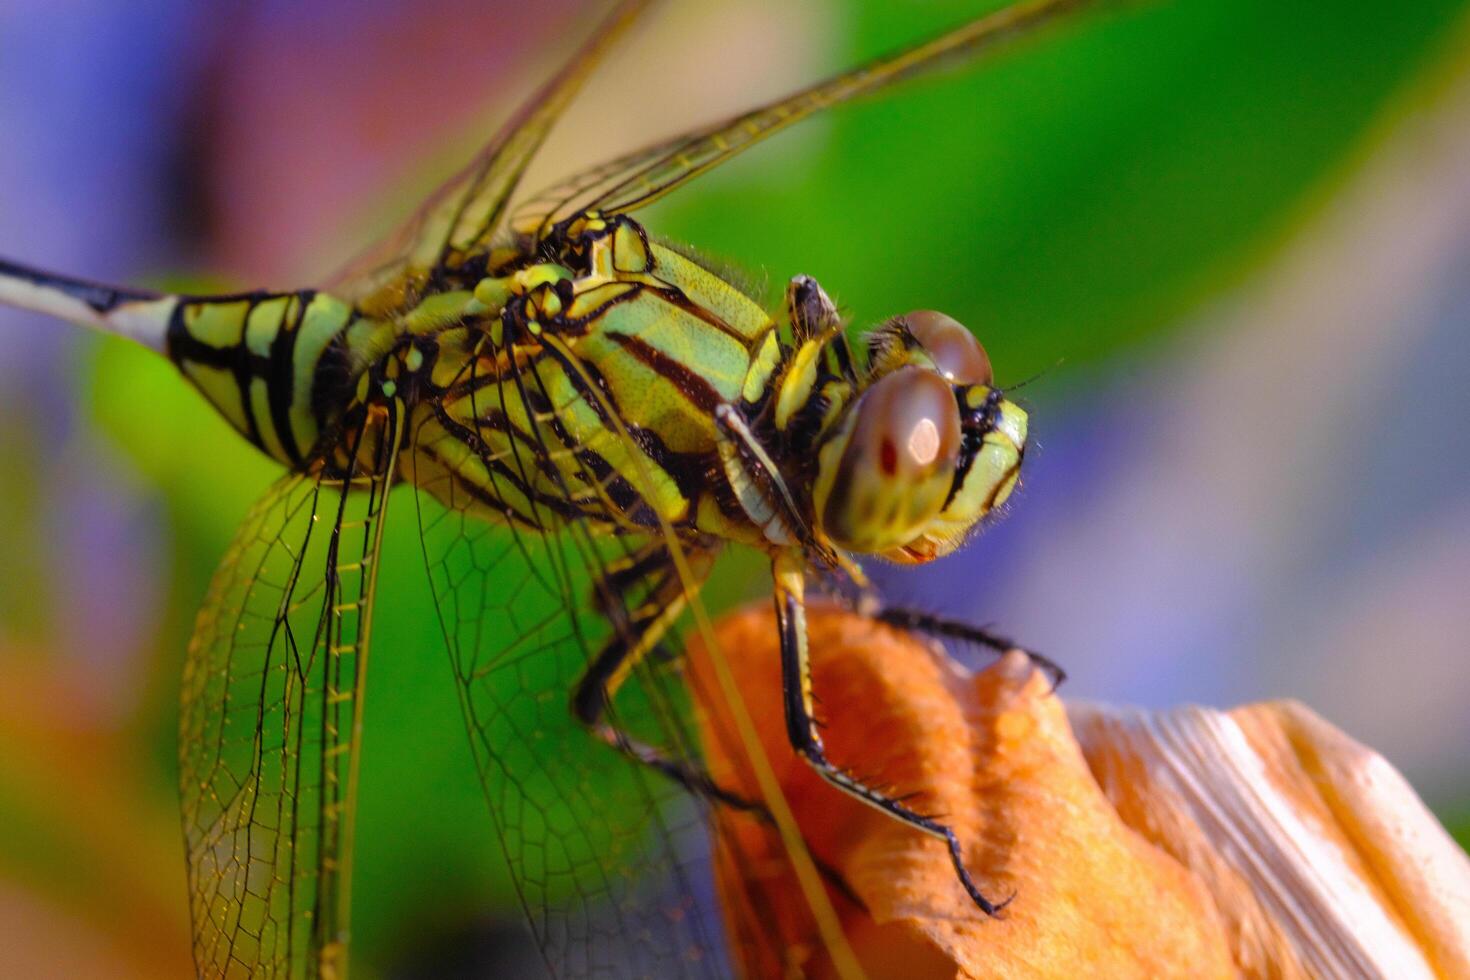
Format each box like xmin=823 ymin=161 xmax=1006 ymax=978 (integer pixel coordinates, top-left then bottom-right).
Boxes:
xmin=399 ymin=214 xmax=782 ymax=539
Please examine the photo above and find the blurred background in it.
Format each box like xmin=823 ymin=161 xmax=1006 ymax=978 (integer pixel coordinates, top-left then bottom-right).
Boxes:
xmin=1 ymin=0 xmax=1467 ymax=975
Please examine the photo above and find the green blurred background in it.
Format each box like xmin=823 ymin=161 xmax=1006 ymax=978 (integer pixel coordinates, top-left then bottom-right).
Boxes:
xmin=1 ymin=0 xmax=1468 ymax=974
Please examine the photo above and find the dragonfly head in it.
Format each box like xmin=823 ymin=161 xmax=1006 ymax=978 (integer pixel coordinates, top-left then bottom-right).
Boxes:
xmin=812 ymin=311 xmax=1027 ymax=563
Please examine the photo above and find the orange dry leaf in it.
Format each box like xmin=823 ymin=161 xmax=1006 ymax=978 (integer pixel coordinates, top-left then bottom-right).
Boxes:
xmin=685 ymin=605 xmax=1470 ymax=980
xmin=685 ymin=606 xmax=1234 ymax=979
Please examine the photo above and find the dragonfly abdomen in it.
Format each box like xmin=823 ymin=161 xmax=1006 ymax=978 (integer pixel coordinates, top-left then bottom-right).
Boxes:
xmin=166 ymin=290 xmax=359 ymax=466
xmin=0 ymin=256 xmax=380 ymax=469
xmin=0 ymin=256 xmax=174 ymax=349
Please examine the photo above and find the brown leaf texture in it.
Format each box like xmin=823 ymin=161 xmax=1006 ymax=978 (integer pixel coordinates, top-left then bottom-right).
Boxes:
xmin=686 ymin=605 xmax=1470 ymax=979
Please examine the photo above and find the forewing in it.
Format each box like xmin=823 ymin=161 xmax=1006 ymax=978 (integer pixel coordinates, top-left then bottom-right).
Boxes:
xmin=327 ymin=0 xmax=652 ymax=307
xmin=179 ymin=418 xmax=401 ymax=979
xmin=406 ymin=331 xmax=766 ymax=976
xmin=511 ymin=0 xmax=1095 ymax=238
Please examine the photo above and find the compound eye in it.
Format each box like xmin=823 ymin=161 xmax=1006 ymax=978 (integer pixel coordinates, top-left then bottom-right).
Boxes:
xmin=904 ymin=310 xmax=992 ymax=386
xmin=853 ymin=366 xmax=961 ymax=478
xmin=818 ymin=366 xmax=962 ymax=553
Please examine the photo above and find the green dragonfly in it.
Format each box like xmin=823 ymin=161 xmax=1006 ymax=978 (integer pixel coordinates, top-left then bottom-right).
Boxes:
xmin=0 ymin=0 xmax=1096 ymax=975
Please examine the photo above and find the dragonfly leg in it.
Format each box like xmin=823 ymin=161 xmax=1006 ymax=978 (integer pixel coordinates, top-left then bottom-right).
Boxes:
xmin=573 ymin=625 xmax=763 ymax=814
xmin=571 ymin=590 xmax=873 ymax=908
xmin=871 ymin=605 xmax=1066 ymax=692
xmin=774 ymin=553 xmax=1010 ymax=917
xmin=573 ymin=552 xmax=766 ymax=816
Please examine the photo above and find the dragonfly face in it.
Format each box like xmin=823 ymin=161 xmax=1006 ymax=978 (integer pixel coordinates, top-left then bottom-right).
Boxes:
xmin=811 ymin=314 xmax=1028 ymax=563
xmin=0 ymin=0 xmax=1097 ymax=975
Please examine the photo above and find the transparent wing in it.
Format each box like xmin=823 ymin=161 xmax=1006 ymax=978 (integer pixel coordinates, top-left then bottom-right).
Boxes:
xmin=405 ymin=329 xmax=794 ymax=977
xmin=511 ymin=0 xmax=1095 ymax=240
xmin=179 ymin=417 xmax=401 ymax=979
xmin=413 ymin=500 xmax=722 ymax=976
xmin=326 ymin=0 xmax=652 ymax=307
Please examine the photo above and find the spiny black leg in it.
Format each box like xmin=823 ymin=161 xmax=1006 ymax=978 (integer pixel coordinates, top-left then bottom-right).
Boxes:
xmin=595 ymin=716 xmax=768 ymax=816
xmin=874 ymin=606 xmax=1066 ymax=692
xmin=774 ymin=558 xmax=1008 ymax=917
xmin=573 ymin=648 xmax=761 ymax=816
xmin=573 ymin=617 xmax=873 ymax=905
xmin=572 ymin=562 xmax=767 ymax=817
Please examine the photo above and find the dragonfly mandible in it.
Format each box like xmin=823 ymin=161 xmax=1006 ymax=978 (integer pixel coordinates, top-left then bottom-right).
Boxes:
xmin=0 ymin=0 xmax=1098 ymax=975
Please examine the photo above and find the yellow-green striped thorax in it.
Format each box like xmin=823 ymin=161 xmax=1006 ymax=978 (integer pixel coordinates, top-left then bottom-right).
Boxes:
xmin=372 ymin=211 xmax=1029 ymax=566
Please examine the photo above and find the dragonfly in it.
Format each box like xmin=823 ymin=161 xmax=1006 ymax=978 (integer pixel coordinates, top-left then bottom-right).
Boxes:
xmin=0 ymin=0 xmax=1096 ymax=975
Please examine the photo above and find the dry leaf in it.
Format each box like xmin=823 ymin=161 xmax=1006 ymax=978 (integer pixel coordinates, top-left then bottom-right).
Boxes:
xmin=685 ymin=605 xmax=1470 ymax=979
